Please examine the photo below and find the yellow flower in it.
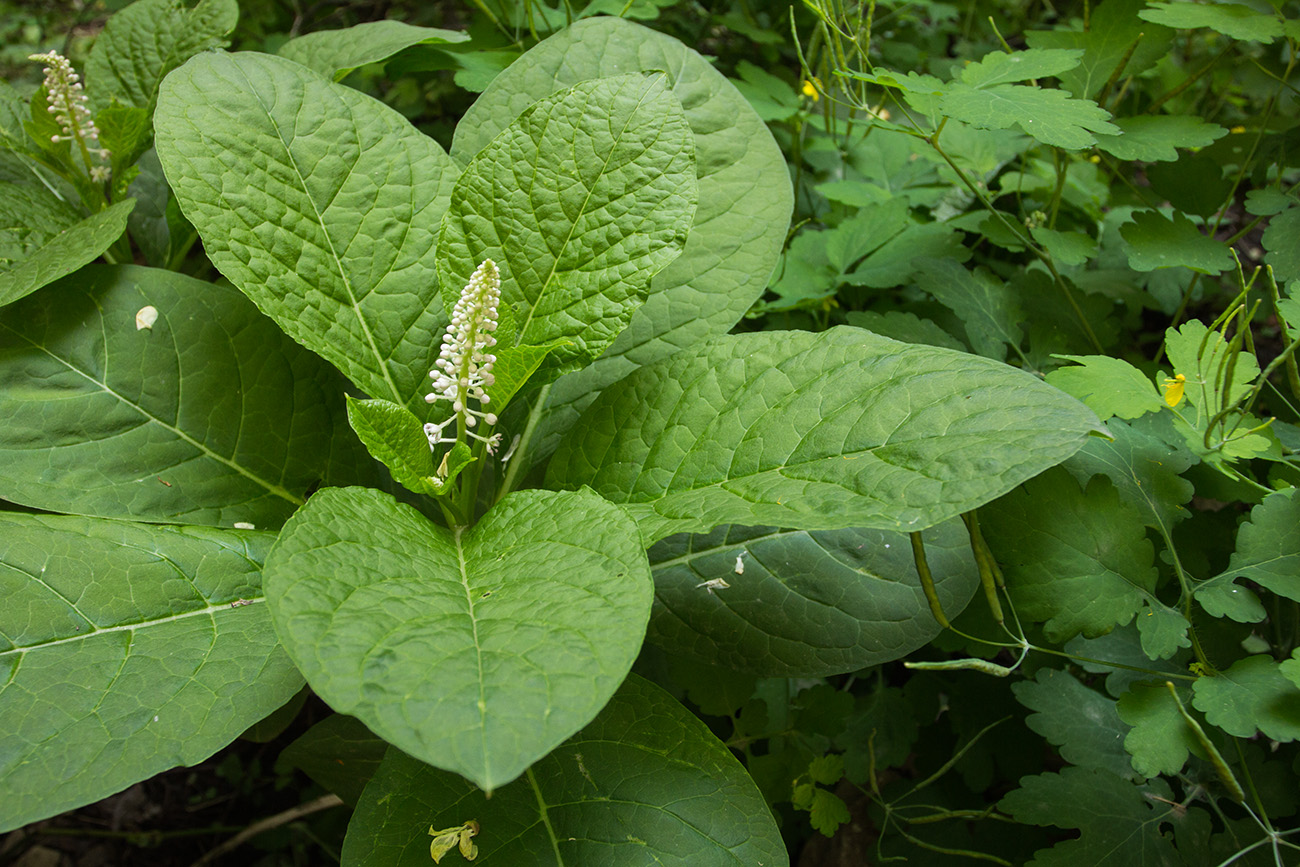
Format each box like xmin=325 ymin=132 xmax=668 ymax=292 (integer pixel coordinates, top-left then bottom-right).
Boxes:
xmin=1162 ymin=373 xmax=1186 ymax=407
xmin=1230 ymin=125 xmax=1246 ymax=134
xmin=801 ymin=79 xmax=820 ymax=101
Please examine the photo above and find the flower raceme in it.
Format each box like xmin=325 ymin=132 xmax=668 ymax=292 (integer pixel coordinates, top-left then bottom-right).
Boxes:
xmin=29 ymin=51 xmax=111 ymax=182
xmin=424 ymin=260 xmax=502 ymax=455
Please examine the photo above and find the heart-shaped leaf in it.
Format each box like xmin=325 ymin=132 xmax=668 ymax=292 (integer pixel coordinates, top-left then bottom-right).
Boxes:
xmin=548 ymin=327 xmax=1107 ymax=543
xmin=155 ymin=50 xmax=459 ymax=409
xmin=264 ymin=486 xmax=653 ymax=791
xmin=0 ymin=513 xmax=301 ymax=833
xmin=438 ymin=73 xmax=696 ymax=374
xmin=0 ymin=264 xmax=369 ymax=526
xmin=339 ymin=675 xmax=788 ymax=866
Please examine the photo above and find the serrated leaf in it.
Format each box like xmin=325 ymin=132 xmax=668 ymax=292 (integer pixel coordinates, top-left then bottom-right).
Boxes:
xmin=1012 ymin=669 xmax=1136 ymax=779
xmin=1046 ymin=355 xmax=1165 ymax=421
xmin=1139 ymin=2 xmax=1284 ymax=43
xmin=1135 ymin=605 xmax=1192 ymax=660
xmin=1025 ymin=0 xmax=1175 ymax=98
xmin=1120 ymin=210 xmax=1233 ymax=274
xmin=438 ymin=73 xmax=695 ymax=377
xmin=914 ymin=258 xmax=1022 ymax=361
xmin=1191 ymin=655 xmax=1300 ymax=742
xmin=1196 ymin=488 xmax=1300 ymax=620
xmin=85 ymin=0 xmax=239 ymax=113
xmin=959 ymin=48 xmax=1084 ymax=88
xmin=1164 ymin=319 xmax=1259 ymax=411
xmin=647 ymin=519 xmax=978 ymax=676
xmin=0 ymin=265 xmax=367 ymax=525
xmin=1281 ymin=649 xmax=1300 ymax=691
xmin=807 ymin=753 xmax=845 ymax=785
xmin=279 ymin=20 xmax=469 ymax=80
xmin=547 ymin=328 xmax=1104 ymax=545
xmin=999 ymin=768 xmax=1182 ymax=866
xmin=276 ymin=714 xmax=387 ymax=806
xmin=1115 ymin=681 xmax=1199 ymax=778
xmin=155 ymin=50 xmax=459 ymax=410
xmin=0 ymin=198 xmax=134 ymax=307
xmin=1063 ymin=414 xmax=1196 ymax=532
xmin=1031 ymin=226 xmax=1097 ymax=266
xmin=808 ymin=788 xmax=851 ymax=837
xmin=984 ymin=470 xmax=1158 ymax=643
xmin=0 ymin=513 xmax=301 ymax=833
xmin=339 ymin=676 xmax=788 ymax=866
xmin=264 ymin=486 xmax=653 ymax=791
xmin=451 ymin=18 xmax=791 ymax=466
xmin=1093 ymin=115 xmax=1229 ymax=162
xmin=822 ymin=198 xmax=911 ymax=273
xmin=940 ymin=84 xmax=1119 ymax=150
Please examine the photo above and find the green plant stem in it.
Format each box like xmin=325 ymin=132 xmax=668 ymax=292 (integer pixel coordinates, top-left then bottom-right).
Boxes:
xmin=495 ymin=383 xmax=551 ymax=504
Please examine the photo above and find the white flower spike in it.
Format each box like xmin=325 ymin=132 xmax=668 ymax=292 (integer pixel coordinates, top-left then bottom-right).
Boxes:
xmin=29 ymin=52 xmax=110 ymax=175
xmin=424 ymin=260 xmax=502 ymax=454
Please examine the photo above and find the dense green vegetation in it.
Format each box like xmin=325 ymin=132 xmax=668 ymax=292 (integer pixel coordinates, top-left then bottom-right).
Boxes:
xmin=1 ymin=0 xmax=1298 ymax=863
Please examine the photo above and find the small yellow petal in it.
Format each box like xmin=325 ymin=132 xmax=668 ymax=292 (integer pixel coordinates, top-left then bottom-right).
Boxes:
xmin=801 ymin=79 xmax=820 ymax=100
xmin=1230 ymin=125 xmax=1246 ymax=134
xmin=1162 ymin=373 xmax=1186 ymax=407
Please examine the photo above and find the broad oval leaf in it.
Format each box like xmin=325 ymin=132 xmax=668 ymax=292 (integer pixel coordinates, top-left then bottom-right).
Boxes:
xmin=340 ymin=675 xmax=788 ymax=867
xmin=264 ymin=485 xmax=653 ymax=791
xmin=0 ymin=264 xmax=368 ymax=526
xmin=548 ymin=327 xmax=1106 ymax=544
xmin=85 ymin=0 xmax=239 ymax=113
xmin=279 ymin=20 xmax=469 ymax=80
xmin=0 ymin=513 xmax=301 ymax=833
xmin=648 ymin=519 xmax=979 ymax=676
xmin=438 ymin=73 xmax=696 ymax=373
xmin=452 ymin=18 xmax=792 ymax=461
xmin=0 ymin=197 xmax=134 ymax=307
xmin=155 ymin=50 xmax=459 ymax=409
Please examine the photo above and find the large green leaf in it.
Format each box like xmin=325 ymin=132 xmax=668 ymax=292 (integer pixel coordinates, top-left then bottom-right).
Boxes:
xmin=0 ymin=193 xmax=134 ymax=307
xmin=647 ymin=519 xmax=978 ymax=676
xmin=85 ymin=0 xmax=239 ymax=113
xmin=264 ymin=485 xmax=653 ymax=791
xmin=1093 ymin=115 xmax=1229 ymax=162
xmin=0 ymin=265 xmax=367 ymax=526
xmin=983 ymin=470 xmax=1171 ymax=650
xmin=1025 ymin=0 xmax=1175 ymax=98
xmin=1192 ymin=655 xmax=1300 ymax=742
xmin=1140 ymin=1 xmax=1285 ymax=43
xmin=155 ymin=50 xmax=459 ymax=410
xmin=451 ymin=18 xmax=791 ymax=463
xmin=1012 ymin=669 xmax=1136 ymax=780
xmin=0 ymin=513 xmax=301 ymax=833
xmin=279 ymin=20 xmax=468 ymax=81
xmin=339 ymin=676 xmax=788 ymax=867
xmin=437 ymin=73 xmax=696 ymax=373
xmin=1000 ymin=768 xmax=1185 ymax=866
xmin=939 ymin=84 xmax=1119 ymax=150
xmin=547 ymin=327 xmax=1105 ymax=544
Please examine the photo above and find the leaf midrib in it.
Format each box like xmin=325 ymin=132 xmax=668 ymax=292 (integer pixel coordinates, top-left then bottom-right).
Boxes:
xmin=1 ymin=321 xmax=304 ymax=508
xmin=453 ymin=526 xmax=491 ymax=786
xmin=515 ymin=76 xmax=665 ymax=345
xmin=233 ymin=60 xmax=403 ymax=405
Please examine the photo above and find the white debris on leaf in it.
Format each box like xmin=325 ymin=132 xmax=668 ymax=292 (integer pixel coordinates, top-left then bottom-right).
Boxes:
xmin=233 ymin=521 xmax=255 ymax=530
xmin=697 ymin=577 xmax=730 ymax=594
xmin=734 ymin=553 xmax=745 ymax=575
xmin=135 ymin=305 xmax=159 ymax=330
